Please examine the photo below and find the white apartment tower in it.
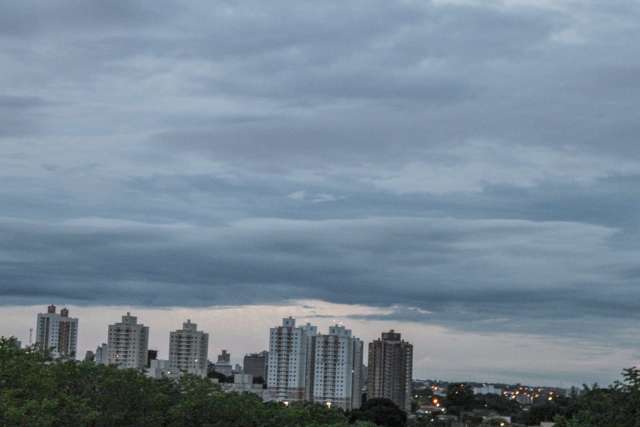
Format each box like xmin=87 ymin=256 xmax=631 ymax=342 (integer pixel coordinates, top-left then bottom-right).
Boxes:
xmin=36 ymin=305 xmax=78 ymax=358
xmin=169 ymin=319 xmax=209 ymax=377
xmin=267 ymin=317 xmax=317 ymax=402
xmin=313 ymin=325 xmax=363 ymax=410
xmin=107 ymin=312 xmax=149 ymax=369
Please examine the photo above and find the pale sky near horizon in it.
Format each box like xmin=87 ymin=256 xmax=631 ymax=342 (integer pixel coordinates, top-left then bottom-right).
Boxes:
xmin=2 ymin=0 xmax=640 ymax=386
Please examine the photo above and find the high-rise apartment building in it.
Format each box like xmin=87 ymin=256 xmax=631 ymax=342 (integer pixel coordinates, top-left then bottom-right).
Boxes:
xmin=168 ymin=319 xmax=209 ymax=377
xmin=244 ymin=351 xmax=268 ymax=381
xmin=36 ymin=305 xmax=78 ymax=358
xmin=313 ymin=325 xmax=363 ymax=410
xmin=368 ymin=330 xmax=413 ymax=412
xmin=107 ymin=312 xmax=149 ymax=369
xmin=267 ymin=317 xmax=317 ymax=402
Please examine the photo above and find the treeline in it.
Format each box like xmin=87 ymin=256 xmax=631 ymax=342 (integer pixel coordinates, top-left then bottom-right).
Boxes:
xmin=0 ymin=337 xmax=405 ymax=426
xmin=3 ymin=337 xmax=638 ymax=427
xmin=553 ymin=367 xmax=640 ymax=427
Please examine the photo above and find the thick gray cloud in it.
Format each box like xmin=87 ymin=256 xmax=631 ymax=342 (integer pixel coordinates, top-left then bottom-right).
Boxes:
xmin=1 ymin=0 xmax=640 ymax=382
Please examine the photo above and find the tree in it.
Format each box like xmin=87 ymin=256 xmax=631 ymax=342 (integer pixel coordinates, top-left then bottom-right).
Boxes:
xmin=445 ymin=383 xmax=474 ymax=415
xmin=554 ymin=367 xmax=640 ymax=427
xmin=350 ymin=398 xmax=407 ymax=427
xmin=473 ymin=393 xmax=520 ymax=415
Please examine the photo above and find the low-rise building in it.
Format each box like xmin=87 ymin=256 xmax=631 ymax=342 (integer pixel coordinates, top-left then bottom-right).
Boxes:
xmin=221 ymin=373 xmax=267 ymax=399
xmin=473 ymin=384 xmax=503 ymax=396
xmin=244 ymin=351 xmax=268 ymax=380
xmin=95 ymin=343 xmax=108 ymax=365
xmin=214 ymin=349 xmax=233 ymax=376
xmin=146 ymin=359 xmax=171 ymax=379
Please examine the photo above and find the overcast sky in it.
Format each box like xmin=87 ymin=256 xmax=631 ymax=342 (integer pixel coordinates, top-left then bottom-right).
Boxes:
xmin=1 ymin=0 xmax=640 ymax=386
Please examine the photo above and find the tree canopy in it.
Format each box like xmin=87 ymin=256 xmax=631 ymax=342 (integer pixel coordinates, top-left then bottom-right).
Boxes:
xmin=554 ymin=367 xmax=640 ymax=427
xmin=350 ymin=398 xmax=407 ymax=427
xmin=0 ymin=337 xmax=379 ymax=427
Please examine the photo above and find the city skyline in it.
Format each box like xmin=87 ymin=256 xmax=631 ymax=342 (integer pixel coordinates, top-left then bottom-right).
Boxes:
xmin=2 ymin=0 xmax=640 ymax=391
xmin=2 ymin=303 xmax=630 ymax=388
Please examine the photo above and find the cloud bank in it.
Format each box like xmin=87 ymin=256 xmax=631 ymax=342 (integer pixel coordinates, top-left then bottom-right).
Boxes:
xmin=2 ymin=0 xmax=640 ymax=380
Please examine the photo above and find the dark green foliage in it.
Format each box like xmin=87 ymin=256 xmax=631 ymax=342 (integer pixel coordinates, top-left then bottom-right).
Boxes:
xmin=0 ymin=337 xmax=175 ymax=426
xmin=445 ymin=383 xmax=475 ymax=415
xmin=207 ymin=370 xmax=234 ymax=383
xmin=0 ymin=338 xmax=379 ymax=426
xmin=350 ymin=398 xmax=407 ymax=427
xmin=554 ymin=367 xmax=640 ymax=427
xmin=501 ymin=391 xmax=574 ymax=425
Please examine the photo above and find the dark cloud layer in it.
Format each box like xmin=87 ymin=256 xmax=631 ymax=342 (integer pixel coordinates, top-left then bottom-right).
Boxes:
xmin=2 ymin=0 xmax=640 ymax=378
